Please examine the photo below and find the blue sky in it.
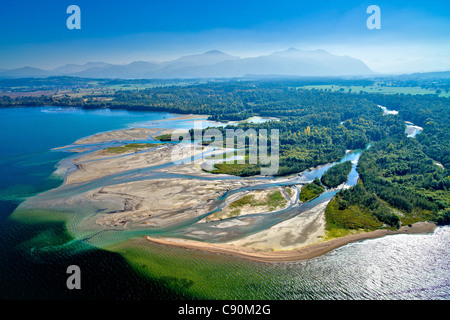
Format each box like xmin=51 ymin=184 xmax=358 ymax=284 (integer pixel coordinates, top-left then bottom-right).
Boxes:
xmin=1 ymin=0 xmax=449 ymax=73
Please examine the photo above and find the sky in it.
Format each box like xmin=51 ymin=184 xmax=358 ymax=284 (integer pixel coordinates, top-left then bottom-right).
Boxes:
xmin=1 ymin=0 xmax=449 ymax=74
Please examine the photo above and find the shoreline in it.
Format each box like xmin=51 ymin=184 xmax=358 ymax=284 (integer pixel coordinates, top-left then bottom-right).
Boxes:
xmin=42 ymin=114 xmax=440 ymax=263
xmin=145 ymin=221 xmax=437 ymax=263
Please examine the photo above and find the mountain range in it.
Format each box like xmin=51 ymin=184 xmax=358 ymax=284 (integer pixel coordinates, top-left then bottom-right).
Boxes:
xmin=0 ymin=48 xmax=373 ymax=79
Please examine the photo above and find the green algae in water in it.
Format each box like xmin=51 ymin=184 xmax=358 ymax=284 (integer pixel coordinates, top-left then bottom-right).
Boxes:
xmin=108 ymin=238 xmax=281 ymax=300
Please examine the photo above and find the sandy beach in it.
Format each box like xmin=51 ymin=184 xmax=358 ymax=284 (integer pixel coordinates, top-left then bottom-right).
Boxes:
xmin=72 ymin=127 xmax=167 ymax=145
xmin=145 ymin=222 xmax=437 ymax=263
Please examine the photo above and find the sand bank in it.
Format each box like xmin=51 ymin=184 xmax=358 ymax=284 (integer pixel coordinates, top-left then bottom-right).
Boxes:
xmin=67 ymin=141 xmax=207 ymax=184
xmin=201 ymin=187 xmax=291 ymax=222
xmin=145 ymin=222 xmax=437 ymax=263
xmin=230 ymin=199 xmax=328 ymax=251
xmin=92 ymin=178 xmax=261 ymax=228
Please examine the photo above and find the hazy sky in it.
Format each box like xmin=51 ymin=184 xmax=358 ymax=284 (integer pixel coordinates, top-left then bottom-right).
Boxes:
xmin=1 ymin=0 xmax=449 ymax=74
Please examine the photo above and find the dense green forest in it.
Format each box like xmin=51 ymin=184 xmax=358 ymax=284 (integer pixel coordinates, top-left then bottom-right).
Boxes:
xmin=321 ymin=161 xmax=353 ymax=188
xmin=326 ymin=132 xmax=449 ymax=233
xmin=299 ymin=178 xmax=325 ymax=202
xmin=1 ymin=77 xmax=449 ymax=228
xmin=121 ymin=82 xmax=406 ymax=176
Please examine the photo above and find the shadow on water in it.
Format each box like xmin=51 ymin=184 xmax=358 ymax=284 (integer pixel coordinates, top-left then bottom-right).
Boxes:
xmin=0 ymin=107 xmax=228 ymax=299
xmin=0 ymin=199 xmax=197 ymax=299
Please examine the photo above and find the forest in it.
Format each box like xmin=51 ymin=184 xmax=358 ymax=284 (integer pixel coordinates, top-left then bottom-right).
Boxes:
xmin=359 ymin=92 xmax=450 ymax=168
xmin=325 ymin=132 xmax=449 ymax=233
xmin=325 ymin=183 xmax=400 ymax=233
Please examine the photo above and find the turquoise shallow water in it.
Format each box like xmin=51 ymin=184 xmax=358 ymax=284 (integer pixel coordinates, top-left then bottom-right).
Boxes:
xmin=0 ymin=107 xmax=449 ymax=300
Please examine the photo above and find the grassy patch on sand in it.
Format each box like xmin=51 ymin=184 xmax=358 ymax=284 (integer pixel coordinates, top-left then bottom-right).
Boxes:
xmin=226 ymin=190 xmax=288 ymax=212
xmin=229 ymin=194 xmax=257 ymax=209
xmin=266 ymin=190 xmax=287 ymax=211
xmin=284 ymin=186 xmax=294 ymax=198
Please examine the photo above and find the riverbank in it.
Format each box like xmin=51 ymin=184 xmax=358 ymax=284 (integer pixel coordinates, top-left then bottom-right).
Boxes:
xmin=145 ymin=222 xmax=437 ymax=263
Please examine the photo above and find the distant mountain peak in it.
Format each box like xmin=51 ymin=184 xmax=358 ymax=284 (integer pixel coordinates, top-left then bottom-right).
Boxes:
xmin=204 ymin=50 xmax=226 ymax=55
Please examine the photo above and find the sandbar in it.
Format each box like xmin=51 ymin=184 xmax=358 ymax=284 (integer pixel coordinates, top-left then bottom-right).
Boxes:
xmin=145 ymin=222 xmax=437 ymax=263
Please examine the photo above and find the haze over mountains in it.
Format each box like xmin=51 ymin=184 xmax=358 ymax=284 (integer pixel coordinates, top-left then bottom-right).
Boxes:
xmin=0 ymin=48 xmax=374 ymax=79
